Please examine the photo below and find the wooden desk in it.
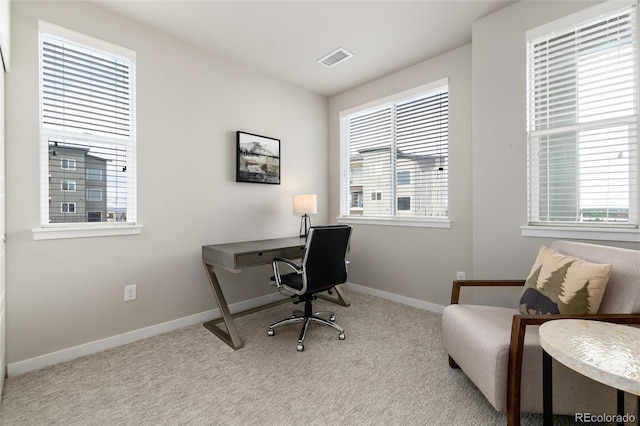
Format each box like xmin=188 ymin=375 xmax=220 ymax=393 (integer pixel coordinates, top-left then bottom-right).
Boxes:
xmin=202 ymin=236 xmax=351 ymax=349
xmin=539 ymin=320 xmax=640 ymax=426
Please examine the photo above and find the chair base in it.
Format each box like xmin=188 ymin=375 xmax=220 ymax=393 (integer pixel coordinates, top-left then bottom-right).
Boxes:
xmin=268 ymin=297 xmax=345 ymax=351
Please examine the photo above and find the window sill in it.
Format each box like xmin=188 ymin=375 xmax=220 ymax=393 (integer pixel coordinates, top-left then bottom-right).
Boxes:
xmin=337 ymin=216 xmax=451 ymax=229
xmin=33 ymin=224 xmax=143 ymax=240
xmin=521 ymin=225 xmax=639 ymax=243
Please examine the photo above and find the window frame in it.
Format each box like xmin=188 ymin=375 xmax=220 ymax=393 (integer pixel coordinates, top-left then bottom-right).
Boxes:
xmin=337 ymin=80 xmax=452 ymax=229
xmin=60 ymin=158 xmax=76 ymax=170
xmin=60 ymin=180 xmax=76 ymax=192
xmin=34 ymin=21 xmax=142 ymax=240
xmin=523 ymin=1 xmax=640 ymax=243
xmin=61 ymin=202 xmax=76 ymax=214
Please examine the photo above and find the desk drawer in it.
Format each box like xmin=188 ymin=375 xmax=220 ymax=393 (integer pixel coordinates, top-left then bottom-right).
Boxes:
xmin=235 ymin=250 xmax=283 ymax=267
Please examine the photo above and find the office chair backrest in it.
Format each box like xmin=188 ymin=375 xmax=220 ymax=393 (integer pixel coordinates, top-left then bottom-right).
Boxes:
xmin=302 ymin=225 xmax=352 ymax=294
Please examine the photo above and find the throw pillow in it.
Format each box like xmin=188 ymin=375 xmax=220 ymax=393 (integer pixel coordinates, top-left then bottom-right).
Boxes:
xmin=519 ymin=245 xmax=612 ymax=315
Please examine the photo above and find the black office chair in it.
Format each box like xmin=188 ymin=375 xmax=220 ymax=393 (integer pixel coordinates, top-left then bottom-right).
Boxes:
xmin=269 ymin=225 xmax=352 ymax=351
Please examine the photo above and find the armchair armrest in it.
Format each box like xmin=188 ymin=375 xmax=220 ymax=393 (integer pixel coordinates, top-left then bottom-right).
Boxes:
xmin=507 ymin=313 xmax=640 ymax=426
xmin=271 ymin=257 xmax=302 ymax=288
xmin=451 ymin=279 xmax=526 ymax=304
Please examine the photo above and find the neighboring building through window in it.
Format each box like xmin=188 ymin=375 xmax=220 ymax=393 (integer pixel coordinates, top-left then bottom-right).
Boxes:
xmin=39 ymin=21 xmax=136 ymax=227
xmin=340 ymin=80 xmax=449 ymax=219
xmin=526 ymin=1 xmax=638 ymax=228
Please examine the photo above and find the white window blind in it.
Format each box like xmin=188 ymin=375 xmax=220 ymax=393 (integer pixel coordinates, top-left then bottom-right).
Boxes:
xmin=340 ymin=82 xmax=449 ymax=219
xmin=39 ymin=22 xmax=136 ymax=227
xmin=527 ymin=2 xmax=639 ymax=227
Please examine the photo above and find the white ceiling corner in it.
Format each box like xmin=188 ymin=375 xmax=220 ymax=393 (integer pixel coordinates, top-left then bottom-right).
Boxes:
xmin=90 ymin=0 xmax=516 ymax=97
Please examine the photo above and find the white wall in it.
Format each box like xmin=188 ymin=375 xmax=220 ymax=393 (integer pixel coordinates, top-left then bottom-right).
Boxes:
xmin=471 ymin=0 xmax=639 ymax=301
xmin=329 ymin=45 xmax=473 ymax=308
xmin=329 ymin=0 xmax=640 ymax=310
xmin=6 ymin=1 xmax=328 ymax=365
xmin=7 ymin=0 xmax=640 ymax=371
xmin=0 ymin=0 xmax=9 ymax=71
xmin=0 ymin=0 xmax=7 ymax=391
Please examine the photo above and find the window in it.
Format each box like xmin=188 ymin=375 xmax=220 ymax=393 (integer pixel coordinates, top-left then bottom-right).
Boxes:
xmin=61 ymin=158 xmax=76 ymax=170
xmin=339 ymin=80 xmax=449 ymax=223
xmin=61 ymin=202 xmax=76 ymax=213
xmin=38 ymin=21 xmax=137 ymax=234
xmin=526 ymin=2 xmax=638 ymax=230
xmin=397 ymin=170 xmax=411 ymax=185
xmin=61 ymin=180 xmax=76 ymax=192
xmin=397 ymin=197 xmax=411 ymax=211
xmin=350 ymin=191 xmax=363 ymax=208
xmin=86 ymin=168 xmax=102 ymax=181
xmin=87 ymin=188 xmax=102 ymax=201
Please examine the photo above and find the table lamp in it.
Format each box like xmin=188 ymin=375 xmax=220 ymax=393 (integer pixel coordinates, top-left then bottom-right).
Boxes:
xmin=293 ymin=194 xmax=317 ymax=238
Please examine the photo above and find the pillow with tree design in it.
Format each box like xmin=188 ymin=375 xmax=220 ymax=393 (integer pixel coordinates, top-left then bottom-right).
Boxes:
xmin=519 ymin=245 xmax=612 ymax=315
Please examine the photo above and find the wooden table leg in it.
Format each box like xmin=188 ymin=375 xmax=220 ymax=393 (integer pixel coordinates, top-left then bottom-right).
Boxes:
xmin=542 ymin=350 xmax=553 ymax=426
xmin=616 ymin=389 xmax=624 ymax=426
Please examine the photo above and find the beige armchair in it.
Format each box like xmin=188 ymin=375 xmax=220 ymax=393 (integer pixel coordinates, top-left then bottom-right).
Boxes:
xmin=441 ymin=240 xmax=640 ymax=426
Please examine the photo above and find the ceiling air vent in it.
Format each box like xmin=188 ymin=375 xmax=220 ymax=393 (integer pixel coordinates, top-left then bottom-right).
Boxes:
xmin=317 ymin=47 xmax=353 ymax=68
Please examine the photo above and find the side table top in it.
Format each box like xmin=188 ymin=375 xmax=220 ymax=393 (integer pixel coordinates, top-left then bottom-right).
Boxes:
xmin=539 ymin=319 xmax=640 ymax=396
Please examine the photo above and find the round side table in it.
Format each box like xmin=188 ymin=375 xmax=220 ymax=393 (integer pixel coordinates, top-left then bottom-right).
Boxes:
xmin=539 ymin=319 xmax=640 ymax=426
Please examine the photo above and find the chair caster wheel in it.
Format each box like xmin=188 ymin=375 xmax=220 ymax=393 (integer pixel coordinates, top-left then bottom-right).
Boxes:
xmin=330 ymin=315 xmax=336 ymax=322
xmin=297 ymin=343 xmax=304 ymax=352
xmin=268 ymin=329 xmax=275 ymax=336
xmin=339 ymin=332 xmax=345 ymax=340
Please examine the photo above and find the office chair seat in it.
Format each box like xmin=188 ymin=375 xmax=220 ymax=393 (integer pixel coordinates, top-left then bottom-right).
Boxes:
xmin=278 ymin=273 xmax=337 ymax=294
xmin=278 ymin=273 xmax=303 ymax=291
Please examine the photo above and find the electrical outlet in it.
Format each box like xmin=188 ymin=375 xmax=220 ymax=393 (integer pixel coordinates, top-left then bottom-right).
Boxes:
xmin=124 ymin=284 xmax=137 ymax=301
xmin=456 ymin=271 xmax=466 ymax=281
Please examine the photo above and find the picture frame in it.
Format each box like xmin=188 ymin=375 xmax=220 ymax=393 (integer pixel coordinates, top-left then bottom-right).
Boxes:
xmin=236 ymin=131 xmax=281 ymax=184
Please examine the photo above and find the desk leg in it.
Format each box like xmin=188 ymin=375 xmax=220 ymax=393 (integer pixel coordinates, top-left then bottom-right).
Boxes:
xmin=318 ymin=284 xmax=351 ymax=307
xmin=202 ymin=262 xmax=243 ymax=350
xmin=542 ymin=350 xmax=553 ymax=426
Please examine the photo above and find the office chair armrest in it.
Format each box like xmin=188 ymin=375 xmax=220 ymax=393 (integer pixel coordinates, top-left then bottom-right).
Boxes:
xmin=271 ymin=257 xmax=302 ymax=288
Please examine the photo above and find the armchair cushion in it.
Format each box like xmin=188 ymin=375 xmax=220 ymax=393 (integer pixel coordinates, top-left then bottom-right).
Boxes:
xmin=519 ymin=245 xmax=611 ymax=315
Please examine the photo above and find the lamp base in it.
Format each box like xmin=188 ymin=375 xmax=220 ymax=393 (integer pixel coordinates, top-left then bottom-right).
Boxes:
xmin=299 ymin=214 xmax=311 ymax=238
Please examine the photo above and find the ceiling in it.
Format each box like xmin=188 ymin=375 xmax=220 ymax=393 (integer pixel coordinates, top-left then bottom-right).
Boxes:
xmin=92 ymin=0 xmax=516 ymax=97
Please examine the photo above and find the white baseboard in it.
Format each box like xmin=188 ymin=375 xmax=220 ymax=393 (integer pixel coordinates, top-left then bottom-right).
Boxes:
xmin=344 ymin=282 xmax=445 ymax=314
xmin=7 ymin=292 xmax=287 ymax=377
xmin=8 ymin=285 xmax=442 ymax=377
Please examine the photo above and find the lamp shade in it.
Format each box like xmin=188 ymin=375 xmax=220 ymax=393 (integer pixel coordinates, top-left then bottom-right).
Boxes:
xmin=293 ymin=194 xmax=317 ymax=215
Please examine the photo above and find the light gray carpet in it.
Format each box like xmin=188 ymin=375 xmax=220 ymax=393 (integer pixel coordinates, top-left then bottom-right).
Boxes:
xmin=1 ymin=290 xmax=571 ymax=425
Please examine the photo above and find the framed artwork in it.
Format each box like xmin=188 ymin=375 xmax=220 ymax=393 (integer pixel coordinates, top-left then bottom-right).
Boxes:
xmin=236 ymin=131 xmax=281 ymax=184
